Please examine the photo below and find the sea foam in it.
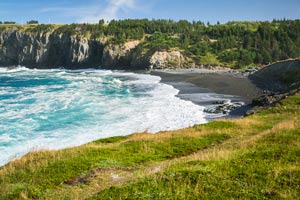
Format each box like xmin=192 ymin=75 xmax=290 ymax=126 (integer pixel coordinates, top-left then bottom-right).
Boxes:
xmin=0 ymin=67 xmax=206 ymax=166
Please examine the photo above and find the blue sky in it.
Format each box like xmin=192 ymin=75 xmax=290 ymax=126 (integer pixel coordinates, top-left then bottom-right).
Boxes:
xmin=0 ymin=0 xmax=299 ymax=24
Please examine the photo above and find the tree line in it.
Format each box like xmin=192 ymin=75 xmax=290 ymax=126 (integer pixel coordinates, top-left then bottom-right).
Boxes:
xmin=7 ymin=19 xmax=300 ymax=68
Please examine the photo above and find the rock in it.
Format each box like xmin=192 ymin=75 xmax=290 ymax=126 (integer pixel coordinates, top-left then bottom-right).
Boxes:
xmin=212 ymin=100 xmax=228 ymax=104
xmin=102 ymin=40 xmax=140 ymax=68
xmin=204 ymin=101 xmax=244 ymax=114
xmin=148 ymin=50 xmax=195 ymax=69
xmin=0 ymin=31 xmax=104 ymax=68
xmin=252 ymin=92 xmax=287 ymax=106
xmin=250 ymin=60 xmax=300 ymax=91
xmin=0 ymin=30 xmax=195 ymax=70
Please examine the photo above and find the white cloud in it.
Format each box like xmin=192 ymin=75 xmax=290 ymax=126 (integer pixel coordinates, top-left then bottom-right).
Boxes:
xmin=79 ymin=0 xmax=137 ymax=23
xmin=39 ymin=0 xmax=139 ymax=24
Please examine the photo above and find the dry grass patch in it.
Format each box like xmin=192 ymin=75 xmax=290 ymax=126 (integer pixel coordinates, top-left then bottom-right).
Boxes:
xmin=241 ymin=119 xmax=299 ymax=148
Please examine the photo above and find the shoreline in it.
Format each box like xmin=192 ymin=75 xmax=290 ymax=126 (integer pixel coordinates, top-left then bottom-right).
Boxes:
xmin=0 ymin=67 xmax=263 ymax=166
xmin=0 ymin=65 xmax=295 ymax=168
xmin=151 ymin=69 xmax=264 ymax=118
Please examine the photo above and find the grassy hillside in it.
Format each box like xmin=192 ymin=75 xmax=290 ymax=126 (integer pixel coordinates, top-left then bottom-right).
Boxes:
xmin=0 ymin=23 xmax=63 ymax=32
xmin=0 ymin=93 xmax=299 ymax=199
xmin=251 ymin=59 xmax=300 ymax=90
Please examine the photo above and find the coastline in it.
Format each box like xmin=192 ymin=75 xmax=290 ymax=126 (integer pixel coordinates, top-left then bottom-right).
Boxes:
xmin=1 ymin=68 xmax=299 ymax=199
xmin=151 ymin=69 xmax=264 ymax=118
xmin=0 ymin=67 xmax=267 ymax=167
xmin=0 ymin=67 xmax=210 ymax=166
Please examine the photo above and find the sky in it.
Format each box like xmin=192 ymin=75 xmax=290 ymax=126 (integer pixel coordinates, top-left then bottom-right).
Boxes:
xmin=0 ymin=0 xmax=299 ymax=24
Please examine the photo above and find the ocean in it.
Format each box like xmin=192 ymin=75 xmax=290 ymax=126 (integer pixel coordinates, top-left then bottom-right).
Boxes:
xmin=0 ymin=67 xmax=208 ymax=166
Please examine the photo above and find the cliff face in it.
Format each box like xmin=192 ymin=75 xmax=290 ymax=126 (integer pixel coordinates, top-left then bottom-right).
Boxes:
xmin=148 ymin=50 xmax=195 ymax=69
xmin=0 ymin=31 xmax=196 ymax=69
xmin=0 ymin=31 xmax=104 ymax=69
xmin=102 ymin=40 xmax=140 ymax=69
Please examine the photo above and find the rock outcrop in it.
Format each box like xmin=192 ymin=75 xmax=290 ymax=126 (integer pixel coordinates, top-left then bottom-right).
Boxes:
xmin=102 ymin=40 xmax=140 ymax=69
xmin=250 ymin=59 xmax=300 ymax=91
xmin=130 ymin=49 xmax=195 ymax=70
xmin=148 ymin=50 xmax=195 ymax=69
xmin=246 ymin=60 xmax=300 ymax=116
xmin=0 ymin=30 xmax=196 ymax=69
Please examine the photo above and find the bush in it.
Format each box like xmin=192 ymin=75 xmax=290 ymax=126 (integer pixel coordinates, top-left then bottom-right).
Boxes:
xmin=27 ymin=20 xmax=39 ymax=24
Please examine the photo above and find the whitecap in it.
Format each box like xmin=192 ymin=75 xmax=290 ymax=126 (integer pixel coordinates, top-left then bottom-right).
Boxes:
xmin=0 ymin=68 xmax=208 ymax=166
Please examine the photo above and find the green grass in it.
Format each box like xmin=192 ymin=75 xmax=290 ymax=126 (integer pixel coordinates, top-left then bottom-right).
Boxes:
xmin=194 ymin=120 xmax=238 ymax=130
xmin=90 ymin=96 xmax=300 ymax=200
xmin=0 ymin=94 xmax=300 ymax=199
xmin=0 ymin=132 xmax=227 ymax=199
xmin=94 ymin=129 xmax=299 ymax=199
xmin=93 ymin=135 xmax=129 ymax=144
xmin=0 ymin=23 xmax=63 ymax=33
xmin=199 ymin=52 xmax=221 ymax=66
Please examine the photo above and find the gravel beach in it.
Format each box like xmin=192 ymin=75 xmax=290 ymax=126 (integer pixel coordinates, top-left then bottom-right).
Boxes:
xmin=151 ymin=69 xmax=264 ymax=118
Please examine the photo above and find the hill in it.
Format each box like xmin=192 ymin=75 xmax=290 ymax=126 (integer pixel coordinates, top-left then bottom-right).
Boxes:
xmin=0 ymin=19 xmax=300 ymax=69
xmin=250 ymin=59 xmax=300 ymax=91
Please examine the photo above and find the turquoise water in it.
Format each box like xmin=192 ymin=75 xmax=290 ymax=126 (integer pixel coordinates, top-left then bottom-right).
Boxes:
xmin=0 ymin=67 xmax=206 ymax=166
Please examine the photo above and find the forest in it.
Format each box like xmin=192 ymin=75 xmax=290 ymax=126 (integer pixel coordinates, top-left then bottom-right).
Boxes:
xmin=4 ymin=19 xmax=300 ymax=68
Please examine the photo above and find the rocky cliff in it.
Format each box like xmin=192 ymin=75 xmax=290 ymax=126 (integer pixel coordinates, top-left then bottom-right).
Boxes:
xmin=0 ymin=30 xmax=196 ymax=69
xmin=102 ymin=40 xmax=140 ymax=69
xmin=0 ymin=31 xmax=104 ymax=69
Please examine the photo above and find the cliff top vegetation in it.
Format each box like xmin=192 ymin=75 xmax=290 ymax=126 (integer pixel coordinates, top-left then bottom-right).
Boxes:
xmin=1 ymin=19 xmax=300 ymax=68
